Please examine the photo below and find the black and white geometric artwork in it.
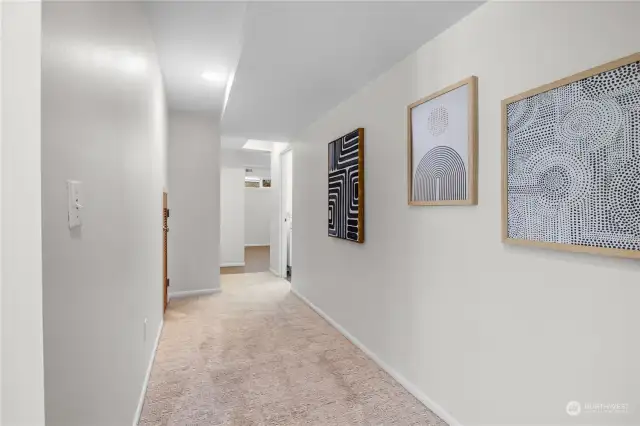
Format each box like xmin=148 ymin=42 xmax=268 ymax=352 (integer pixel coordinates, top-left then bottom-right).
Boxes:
xmin=328 ymin=128 xmax=364 ymax=243
xmin=413 ymin=146 xmax=467 ymax=201
xmin=504 ymin=55 xmax=640 ymax=257
xmin=408 ymin=77 xmax=478 ymax=206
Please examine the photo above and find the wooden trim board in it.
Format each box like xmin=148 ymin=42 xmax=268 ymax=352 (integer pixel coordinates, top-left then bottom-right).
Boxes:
xmin=162 ymin=191 xmax=168 ymax=312
xmin=357 ymin=128 xmax=365 ymax=242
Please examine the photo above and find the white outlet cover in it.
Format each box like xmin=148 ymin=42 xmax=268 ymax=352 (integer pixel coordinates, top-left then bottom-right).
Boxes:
xmin=67 ymin=180 xmax=82 ymax=229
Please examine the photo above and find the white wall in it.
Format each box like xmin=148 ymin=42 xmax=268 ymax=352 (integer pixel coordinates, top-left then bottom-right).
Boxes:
xmin=221 ymin=147 xmax=271 ymax=170
xmin=282 ymin=150 xmax=293 ymax=269
xmin=292 ymin=3 xmax=640 ymax=426
xmin=245 ymin=188 xmax=271 ymax=246
xmin=41 ymin=3 xmax=167 ymax=425
xmin=168 ymin=111 xmax=220 ymax=295
xmin=0 ymin=1 xmax=3 ymax=418
xmin=283 ymin=150 xmax=292 ymax=219
xmin=0 ymin=3 xmax=3 ymax=419
xmin=1 ymin=1 xmax=45 ymax=424
xmin=220 ymin=168 xmax=245 ymax=265
xmin=245 ymin=166 xmax=271 ymax=180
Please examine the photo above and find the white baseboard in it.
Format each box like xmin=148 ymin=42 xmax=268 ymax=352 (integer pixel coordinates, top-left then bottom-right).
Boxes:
xmin=269 ymin=267 xmax=281 ymax=278
xmin=168 ymin=288 xmax=221 ymax=301
xmin=245 ymin=244 xmax=270 ymax=247
xmin=132 ymin=319 xmax=164 ymax=426
xmin=220 ymin=262 xmax=245 ymax=267
xmin=290 ymin=288 xmax=463 ymax=426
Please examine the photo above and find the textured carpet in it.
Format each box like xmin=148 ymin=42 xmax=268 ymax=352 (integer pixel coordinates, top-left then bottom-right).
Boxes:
xmin=139 ymin=272 xmax=446 ymax=426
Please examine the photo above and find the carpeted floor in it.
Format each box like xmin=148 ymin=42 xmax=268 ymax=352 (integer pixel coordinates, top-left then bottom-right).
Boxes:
xmin=139 ymin=272 xmax=446 ymax=426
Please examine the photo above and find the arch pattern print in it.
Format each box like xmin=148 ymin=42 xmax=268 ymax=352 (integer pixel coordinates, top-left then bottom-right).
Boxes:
xmin=413 ymin=146 xmax=466 ymax=201
xmin=503 ymin=53 xmax=640 ymax=258
xmin=408 ymin=76 xmax=478 ymax=206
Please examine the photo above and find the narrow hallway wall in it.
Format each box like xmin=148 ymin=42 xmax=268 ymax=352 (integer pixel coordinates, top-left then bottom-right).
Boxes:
xmin=220 ymin=167 xmax=246 ymax=266
xmin=245 ymin=187 xmax=271 ymax=247
xmin=1 ymin=1 xmax=45 ymax=424
xmin=292 ymin=2 xmax=640 ymax=426
xmin=41 ymin=3 xmax=167 ymax=424
xmin=168 ymin=111 xmax=220 ymax=296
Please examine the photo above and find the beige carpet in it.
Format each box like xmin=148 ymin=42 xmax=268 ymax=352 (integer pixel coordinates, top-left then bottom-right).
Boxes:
xmin=139 ymin=272 xmax=446 ymax=426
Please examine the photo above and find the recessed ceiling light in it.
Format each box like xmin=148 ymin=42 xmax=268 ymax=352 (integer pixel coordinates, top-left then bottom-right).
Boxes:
xmin=201 ymin=71 xmax=227 ymax=83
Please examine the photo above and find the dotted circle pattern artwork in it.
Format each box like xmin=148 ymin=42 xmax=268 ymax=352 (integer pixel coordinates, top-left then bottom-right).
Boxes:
xmin=609 ymin=158 xmax=640 ymax=237
xmin=428 ymin=106 xmax=449 ymax=137
xmin=506 ymin=60 xmax=640 ymax=252
xmin=557 ymin=99 xmax=622 ymax=152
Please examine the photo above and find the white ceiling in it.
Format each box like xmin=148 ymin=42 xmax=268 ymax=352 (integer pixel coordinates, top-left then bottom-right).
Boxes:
xmin=220 ymin=136 xmax=248 ymax=151
xmin=222 ymin=2 xmax=481 ymax=141
xmin=145 ymin=2 xmax=246 ymax=113
xmin=147 ymin=2 xmax=482 ymax=140
xmin=220 ymin=147 xmax=271 ymax=170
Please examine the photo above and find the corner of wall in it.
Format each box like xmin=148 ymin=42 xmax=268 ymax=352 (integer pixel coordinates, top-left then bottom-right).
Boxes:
xmin=167 ymin=111 xmax=221 ymax=294
xmin=1 ymin=1 xmax=46 ymax=424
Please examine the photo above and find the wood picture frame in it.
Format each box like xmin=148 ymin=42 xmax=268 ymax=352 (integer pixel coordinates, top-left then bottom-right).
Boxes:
xmin=502 ymin=52 xmax=640 ymax=259
xmin=407 ymin=76 xmax=478 ymax=206
xmin=328 ymin=128 xmax=365 ymax=243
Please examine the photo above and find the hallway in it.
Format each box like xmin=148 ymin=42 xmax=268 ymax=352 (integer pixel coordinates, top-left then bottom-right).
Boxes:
xmin=139 ymin=273 xmax=444 ymax=425
xmin=6 ymin=2 xmax=639 ymax=425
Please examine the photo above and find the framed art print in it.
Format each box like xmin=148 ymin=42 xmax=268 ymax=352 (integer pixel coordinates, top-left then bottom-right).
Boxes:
xmin=328 ymin=128 xmax=364 ymax=243
xmin=408 ymin=76 xmax=478 ymax=206
xmin=502 ymin=53 xmax=640 ymax=259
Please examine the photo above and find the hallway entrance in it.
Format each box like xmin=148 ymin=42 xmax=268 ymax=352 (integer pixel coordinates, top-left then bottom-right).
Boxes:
xmin=139 ymin=272 xmax=444 ymax=425
xmin=220 ymin=245 xmax=269 ymax=275
xmin=220 ymin=150 xmax=273 ymax=274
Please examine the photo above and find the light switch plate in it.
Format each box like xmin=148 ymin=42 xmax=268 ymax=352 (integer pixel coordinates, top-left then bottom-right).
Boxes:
xmin=67 ymin=180 xmax=82 ymax=229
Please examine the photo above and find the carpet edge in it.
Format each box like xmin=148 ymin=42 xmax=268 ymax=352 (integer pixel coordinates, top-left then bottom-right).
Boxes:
xmin=290 ymin=287 xmax=462 ymax=426
xmin=132 ymin=319 xmax=164 ymax=426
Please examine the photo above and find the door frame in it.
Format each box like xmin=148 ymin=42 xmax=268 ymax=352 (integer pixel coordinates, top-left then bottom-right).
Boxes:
xmin=162 ymin=191 xmax=168 ymax=311
xmin=279 ymin=147 xmax=292 ymax=279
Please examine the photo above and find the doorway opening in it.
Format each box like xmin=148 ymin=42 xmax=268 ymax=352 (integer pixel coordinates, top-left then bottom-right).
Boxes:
xmin=220 ymin=149 xmax=273 ymax=275
xmin=280 ymin=149 xmax=293 ymax=282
